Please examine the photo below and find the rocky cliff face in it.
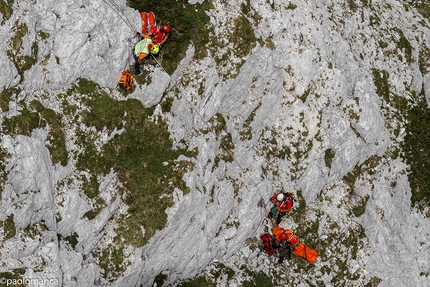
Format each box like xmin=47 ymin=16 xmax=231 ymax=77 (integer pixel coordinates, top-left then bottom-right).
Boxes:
xmin=1 ymin=0 xmax=430 ymax=286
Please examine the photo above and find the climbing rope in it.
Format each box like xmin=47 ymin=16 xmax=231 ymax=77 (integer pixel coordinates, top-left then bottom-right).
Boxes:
xmin=104 ymin=0 xmax=275 ymax=235
xmin=123 ymin=37 xmax=133 ymax=70
xmin=103 ymin=0 xmax=170 ymax=75
xmin=151 ymin=53 xmax=168 ymax=75
xmin=172 ymin=84 xmax=274 ymax=238
xmin=182 ymin=92 xmax=271 ymax=195
xmin=103 ymin=0 xmax=135 ymax=32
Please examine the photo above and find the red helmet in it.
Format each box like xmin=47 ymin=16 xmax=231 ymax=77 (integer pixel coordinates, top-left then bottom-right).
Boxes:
xmin=162 ymin=24 xmax=170 ymax=33
xmin=279 ymin=233 xmax=288 ymax=241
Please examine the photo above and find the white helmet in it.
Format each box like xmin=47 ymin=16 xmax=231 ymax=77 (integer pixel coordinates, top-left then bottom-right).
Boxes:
xmin=276 ymin=193 xmax=285 ymax=201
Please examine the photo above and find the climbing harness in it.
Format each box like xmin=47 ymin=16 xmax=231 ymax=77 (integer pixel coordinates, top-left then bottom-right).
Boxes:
xmin=117 ymin=36 xmax=137 ymax=90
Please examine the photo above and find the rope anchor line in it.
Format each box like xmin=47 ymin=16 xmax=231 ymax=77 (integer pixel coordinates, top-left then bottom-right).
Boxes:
xmin=103 ymin=0 xmax=135 ymax=32
xmin=104 ymin=0 xmax=277 ymax=236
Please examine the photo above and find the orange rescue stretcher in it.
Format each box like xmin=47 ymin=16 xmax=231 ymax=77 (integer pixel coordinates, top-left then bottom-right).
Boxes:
xmin=140 ymin=11 xmax=156 ymax=34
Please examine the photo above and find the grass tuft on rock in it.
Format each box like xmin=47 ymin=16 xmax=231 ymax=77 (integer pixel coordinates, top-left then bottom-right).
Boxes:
xmin=0 ymin=214 xmax=16 ymax=240
xmin=0 ymin=0 xmax=14 ymax=24
xmin=0 ymin=148 xmax=11 ymax=201
xmin=401 ymin=87 xmax=430 ymax=208
xmin=67 ymin=79 xmax=195 ymax=246
xmin=2 ymin=100 xmax=68 ymax=166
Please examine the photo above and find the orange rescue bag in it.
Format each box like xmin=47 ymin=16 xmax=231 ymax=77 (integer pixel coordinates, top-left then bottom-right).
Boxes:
xmin=118 ymin=70 xmax=133 ymax=90
xmin=292 ymin=242 xmax=318 ymax=263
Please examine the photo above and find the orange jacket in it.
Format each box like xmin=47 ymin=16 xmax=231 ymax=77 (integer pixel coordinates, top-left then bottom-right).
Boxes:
xmin=272 ymin=227 xmax=299 ymax=248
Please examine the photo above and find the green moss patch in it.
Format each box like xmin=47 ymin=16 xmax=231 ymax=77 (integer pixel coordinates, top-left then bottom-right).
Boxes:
xmin=56 ymin=79 xmax=198 ymax=279
xmin=372 ymin=68 xmax=390 ymax=103
xmin=342 ymin=155 xmax=380 ymax=193
xmin=240 ymin=102 xmax=261 ymax=141
xmin=81 ymin=174 xmax=105 ymax=220
xmin=7 ymin=22 xmax=38 ymax=79
xmin=418 ymin=45 xmax=430 ymax=75
xmin=0 ymin=147 xmax=11 ymax=201
xmin=324 ymin=148 xmax=336 ymax=169
xmin=0 ymin=214 xmax=16 ymax=240
xmin=153 ymin=273 xmax=168 ymax=287
xmin=208 ymin=13 xmax=257 ymax=80
xmin=30 ymin=100 xmax=68 ymax=166
xmin=228 ymin=14 xmax=257 ymax=59
xmin=2 ymin=100 xmax=68 ymax=166
xmin=97 ymin=241 xmax=127 ymax=280
xmin=371 ymin=60 xmax=430 ymax=211
xmin=0 ymin=268 xmax=26 ymax=286
xmin=8 ymin=21 xmax=27 ymax=53
xmin=0 ymin=87 xmax=19 ymax=112
xmin=242 ymin=270 xmax=275 ymax=287
xmin=60 ymin=232 xmax=79 ymax=249
xmin=22 ymin=221 xmax=48 ymax=240
xmin=66 ymin=79 xmax=195 ymax=246
xmin=258 ymin=127 xmax=291 ymax=163
xmin=391 ymin=27 xmax=413 ymax=63
xmin=347 ymin=0 xmax=359 ymax=12
xmin=177 ymin=275 xmax=216 ymax=287
xmin=0 ymin=0 xmax=14 ymax=25
xmin=401 ymin=87 xmax=430 ymax=208
xmin=351 ymin=195 xmax=370 ymax=217
xmin=210 ymin=262 xmax=236 ymax=281
xmin=404 ymin=0 xmax=430 ymax=21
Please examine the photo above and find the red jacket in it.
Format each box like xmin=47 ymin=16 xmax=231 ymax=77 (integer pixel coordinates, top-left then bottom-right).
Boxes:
xmin=151 ymin=28 xmax=169 ymax=45
xmin=271 ymin=192 xmax=293 ymax=213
